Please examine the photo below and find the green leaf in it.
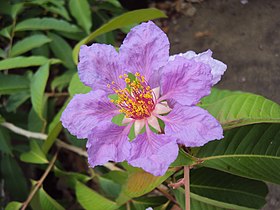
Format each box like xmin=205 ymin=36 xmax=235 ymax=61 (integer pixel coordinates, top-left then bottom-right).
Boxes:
xmin=39 ymin=187 xmax=65 ymax=210
xmin=191 ymin=168 xmax=267 ymax=209
xmin=30 ymin=63 xmax=49 ymax=119
xmin=75 ymin=180 xmax=119 ymax=210
xmin=0 ymin=127 xmax=12 ymax=155
xmin=116 ymin=169 xmax=176 ymax=205
xmin=0 ymin=56 xmax=60 ymax=70
xmin=0 ymin=73 xmax=29 ymax=94
xmin=69 ymin=0 xmax=92 ymax=34
xmin=69 ymin=73 xmax=91 ymax=96
xmin=5 ymin=201 xmax=22 ymax=210
xmin=170 ymin=148 xmax=196 ymax=167
xmin=51 ymin=71 xmax=74 ymax=91
xmin=132 ymin=197 xmax=168 ymax=210
xmin=15 ymin=18 xmax=81 ymax=33
xmin=6 ymin=91 xmax=30 ymax=112
xmin=1 ymin=155 xmax=28 ymax=200
xmin=42 ymin=122 xmax=62 ymax=154
xmin=174 ymin=168 xmax=267 ymax=209
xmin=54 ymin=167 xmax=91 ymax=188
xmin=99 ymin=176 xmax=122 ymax=199
xmin=0 ymin=48 xmax=5 ymax=58
xmin=20 ymin=140 xmax=48 ymax=164
xmin=197 ymin=123 xmax=280 ymax=185
xmin=201 ymin=89 xmax=280 ymax=129
xmin=73 ymin=8 xmax=167 ymax=64
xmin=48 ymin=32 xmax=75 ymax=69
xmin=10 ymin=34 xmax=51 ymax=57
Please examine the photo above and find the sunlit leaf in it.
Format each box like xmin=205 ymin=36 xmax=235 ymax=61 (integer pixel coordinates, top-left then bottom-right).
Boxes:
xmin=201 ymin=88 xmax=280 ymax=129
xmin=10 ymin=34 xmax=51 ymax=57
xmin=68 ymin=73 xmax=91 ymax=96
xmin=5 ymin=201 xmax=22 ymax=210
xmin=20 ymin=140 xmax=48 ymax=164
xmin=73 ymin=8 xmax=167 ymax=63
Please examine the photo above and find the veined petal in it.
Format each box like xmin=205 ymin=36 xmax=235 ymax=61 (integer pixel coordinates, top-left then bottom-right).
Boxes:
xmin=128 ymin=127 xmax=178 ymax=176
xmin=160 ymin=56 xmax=212 ymax=106
xmin=119 ymin=21 xmax=169 ymax=83
xmin=170 ymin=50 xmax=227 ymax=85
xmin=61 ymin=90 xmax=118 ymax=139
xmin=78 ymin=44 xmax=124 ymax=92
xmin=162 ymin=105 xmax=223 ymax=147
xmin=87 ymin=123 xmax=131 ymax=167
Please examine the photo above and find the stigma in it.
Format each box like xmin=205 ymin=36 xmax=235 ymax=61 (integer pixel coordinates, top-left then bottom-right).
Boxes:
xmin=108 ymin=72 xmax=156 ymax=119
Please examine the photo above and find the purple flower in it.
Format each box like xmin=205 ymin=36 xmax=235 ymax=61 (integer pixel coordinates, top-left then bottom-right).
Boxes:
xmin=61 ymin=21 xmax=226 ymax=176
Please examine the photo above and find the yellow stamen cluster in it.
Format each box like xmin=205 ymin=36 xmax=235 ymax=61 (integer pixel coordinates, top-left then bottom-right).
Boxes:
xmin=108 ymin=72 xmax=155 ymax=119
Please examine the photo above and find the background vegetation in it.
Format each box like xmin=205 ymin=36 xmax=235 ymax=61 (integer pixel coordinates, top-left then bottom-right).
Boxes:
xmin=1 ymin=0 xmax=280 ymax=210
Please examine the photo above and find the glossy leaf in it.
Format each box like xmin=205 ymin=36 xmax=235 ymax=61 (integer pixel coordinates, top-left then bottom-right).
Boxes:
xmin=30 ymin=63 xmax=49 ymax=119
xmin=73 ymin=8 xmax=167 ymax=63
xmin=75 ymin=180 xmax=119 ymax=210
xmin=0 ymin=73 xmax=29 ymax=94
xmin=15 ymin=17 xmax=81 ymax=33
xmin=69 ymin=0 xmax=92 ymax=34
xmin=173 ymin=168 xmax=267 ymax=210
xmin=197 ymin=123 xmax=280 ymax=185
xmin=190 ymin=168 xmax=267 ymax=209
xmin=48 ymin=32 xmax=75 ymax=69
xmin=0 ymin=56 xmax=60 ymax=70
xmin=68 ymin=73 xmax=91 ymax=96
xmin=20 ymin=140 xmax=48 ymax=164
xmin=10 ymin=34 xmax=51 ymax=57
xmin=201 ymin=88 xmax=280 ymax=129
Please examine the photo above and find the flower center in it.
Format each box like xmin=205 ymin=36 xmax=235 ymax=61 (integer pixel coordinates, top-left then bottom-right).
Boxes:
xmin=108 ymin=72 xmax=155 ymax=119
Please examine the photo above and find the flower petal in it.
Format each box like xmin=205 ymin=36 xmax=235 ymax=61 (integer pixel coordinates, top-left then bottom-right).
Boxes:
xmin=134 ymin=119 xmax=145 ymax=136
xmin=78 ymin=44 xmax=124 ymax=92
xmin=87 ymin=123 xmax=131 ymax=167
xmin=162 ymin=104 xmax=223 ymax=147
xmin=160 ymin=56 xmax=212 ymax=106
xmin=128 ymin=129 xmax=178 ymax=176
xmin=119 ymin=21 xmax=169 ymax=83
xmin=170 ymin=50 xmax=227 ymax=85
xmin=61 ymin=90 xmax=118 ymax=139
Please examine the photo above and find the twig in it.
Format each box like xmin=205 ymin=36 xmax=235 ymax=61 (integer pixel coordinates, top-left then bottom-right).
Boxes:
xmin=0 ymin=122 xmax=122 ymax=171
xmin=156 ymin=185 xmax=178 ymax=205
xmin=184 ymin=166 xmax=190 ymax=210
xmin=21 ymin=152 xmax=58 ymax=210
xmin=168 ymin=178 xmax=184 ymax=189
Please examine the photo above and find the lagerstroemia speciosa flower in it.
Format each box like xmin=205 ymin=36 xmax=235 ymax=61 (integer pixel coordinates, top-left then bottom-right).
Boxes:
xmin=61 ymin=21 xmax=227 ymax=176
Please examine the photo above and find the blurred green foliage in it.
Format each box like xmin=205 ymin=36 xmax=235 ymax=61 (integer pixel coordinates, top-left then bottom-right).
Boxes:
xmin=0 ymin=0 xmax=279 ymax=209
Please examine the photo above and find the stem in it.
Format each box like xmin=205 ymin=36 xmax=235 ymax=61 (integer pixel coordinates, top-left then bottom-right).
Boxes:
xmin=21 ymin=152 xmax=58 ymax=210
xmin=0 ymin=122 xmax=123 ymax=171
xmin=184 ymin=166 xmax=190 ymax=210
